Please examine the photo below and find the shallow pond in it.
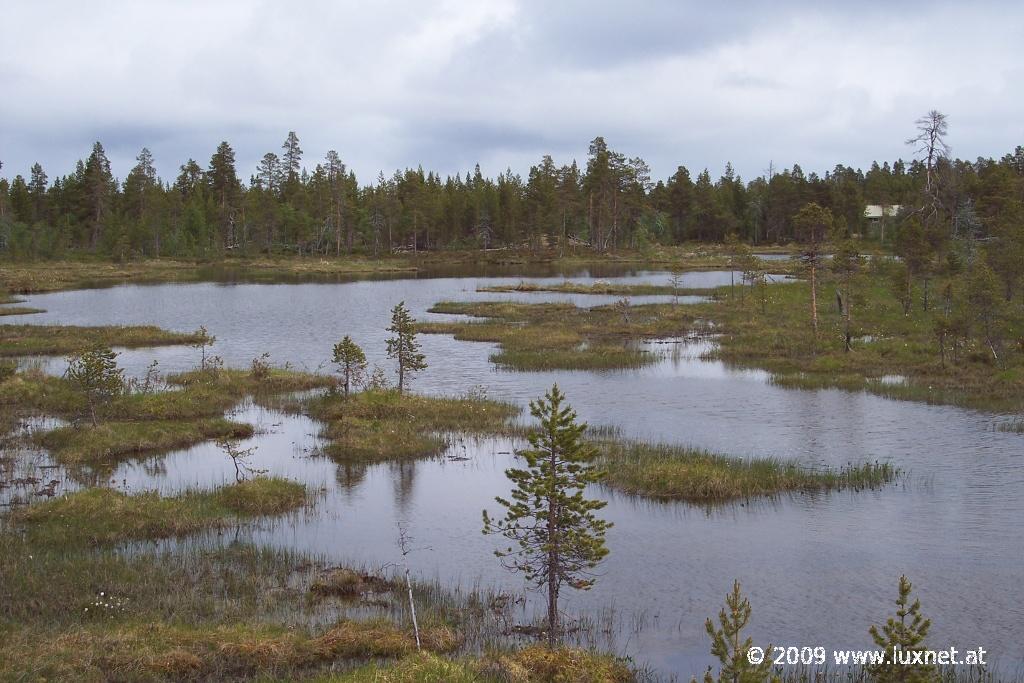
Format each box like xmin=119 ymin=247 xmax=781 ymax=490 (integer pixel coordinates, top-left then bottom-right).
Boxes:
xmin=8 ymin=266 xmax=1024 ymax=679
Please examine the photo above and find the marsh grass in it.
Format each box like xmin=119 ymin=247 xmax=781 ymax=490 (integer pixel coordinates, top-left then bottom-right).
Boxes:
xmin=596 ymin=441 xmax=897 ymax=502
xmin=334 ymin=647 xmax=635 ymax=682
xmin=996 ymin=419 xmax=1024 ymax=433
xmin=478 ymin=281 xmax=709 ymax=297
xmin=0 ymin=305 xmax=44 ymax=316
xmin=420 ymin=300 xmax=696 ymax=370
xmin=695 ymin=276 xmax=1024 ymax=412
xmin=0 ymin=618 xmax=459 ymax=682
xmin=10 ymin=478 xmax=309 ymax=546
xmin=0 ymin=246 xmax=799 ymax=294
xmin=0 ymin=323 xmax=203 ymax=356
xmin=427 ymin=269 xmax=1024 ymax=411
xmin=36 ymin=418 xmax=254 ymax=467
xmin=296 ymin=389 xmax=521 ymax=462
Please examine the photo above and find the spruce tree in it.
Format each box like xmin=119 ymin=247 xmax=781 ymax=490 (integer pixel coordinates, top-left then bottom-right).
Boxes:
xmin=703 ymin=580 xmax=775 ymax=683
xmin=482 ymin=384 xmax=611 ymax=647
xmin=868 ymin=575 xmax=933 ymax=683
xmin=332 ymin=335 xmax=367 ymax=396
xmin=66 ymin=345 xmax=124 ymax=426
xmin=386 ymin=301 xmax=426 ymax=393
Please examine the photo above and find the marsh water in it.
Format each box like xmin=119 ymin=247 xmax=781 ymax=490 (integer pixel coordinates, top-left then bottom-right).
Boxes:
xmin=10 ymin=265 xmax=1024 ymax=679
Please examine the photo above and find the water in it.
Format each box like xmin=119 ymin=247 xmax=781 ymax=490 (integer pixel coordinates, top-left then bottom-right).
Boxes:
xmin=6 ymin=267 xmax=1024 ymax=679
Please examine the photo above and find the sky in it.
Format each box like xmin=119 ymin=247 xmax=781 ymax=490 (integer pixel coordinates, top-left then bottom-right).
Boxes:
xmin=1 ymin=0 xmax=1022 ymax=186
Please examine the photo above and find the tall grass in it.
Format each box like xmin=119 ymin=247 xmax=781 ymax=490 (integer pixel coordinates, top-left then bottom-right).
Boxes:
xmin=596 ymin=441 xmax=897 ymax=502
xmin=10 ymin=478 xmax=309 ymax=546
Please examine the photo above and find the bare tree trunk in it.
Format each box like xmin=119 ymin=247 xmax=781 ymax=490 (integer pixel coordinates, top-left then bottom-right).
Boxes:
xmin=810 ymin=262 xmax=819 ymax=338
xmin=404 ymin=565 xmax=421 ymax=650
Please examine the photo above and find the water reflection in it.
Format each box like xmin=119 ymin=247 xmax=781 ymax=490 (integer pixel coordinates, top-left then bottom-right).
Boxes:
xmin=6 ymin=268 xmax=1024 ymax=679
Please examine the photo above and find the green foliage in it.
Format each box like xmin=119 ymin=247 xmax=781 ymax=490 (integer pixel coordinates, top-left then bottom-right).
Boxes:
xmin=703 ymin=580 xmax=775 ymax=683
xmin=868 ymin=575 xmax=934 ymax=683
xmin=65 ymin=345 xmax=124 ymax=425
xmin=192 ymin=324 xmax=217 ymax=371
xmin=386 ymin=301 xmax=427 ymax=392
xmin=483 ymin=384 xmax=611 ymax=645
xmin=332 ymin=335 xmax=367 ymax=396
xmin=11 ymin=478 xmax=308 ymax=547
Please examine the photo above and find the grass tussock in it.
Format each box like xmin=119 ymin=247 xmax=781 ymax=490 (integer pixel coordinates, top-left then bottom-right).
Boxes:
xmin=597 ymin=441 xmax=897 ymax=502
xmin=0 ymin=323 xmax=202 ymax=356
xmin=36 ymin=418 xmax=253 ymax=467
xmin=310 ymin=568 xmax=398 ymax=599
xmin=10 ymin=478 xmax=309 ymax=546
xmin=299 ymin=389 xmax=520 ymax=462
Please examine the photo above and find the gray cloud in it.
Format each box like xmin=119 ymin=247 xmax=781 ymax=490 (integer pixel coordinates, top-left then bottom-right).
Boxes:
xmin=1 ymin=1 xmax=1021 ymax=186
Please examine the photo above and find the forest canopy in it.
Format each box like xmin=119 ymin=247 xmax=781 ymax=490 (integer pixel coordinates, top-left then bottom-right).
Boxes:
xmin=1 ymin=127 xmax=1022 ymax=261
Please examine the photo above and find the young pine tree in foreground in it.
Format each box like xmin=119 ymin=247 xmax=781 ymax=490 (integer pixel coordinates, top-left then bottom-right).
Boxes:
xmin=703 ymin=580 xmax=776 ymax=683
xmin=66 ymin=345 xmax=124 ymax=426
xmin=482 ymin=384 xmax=611 ymax=647
xmin=386 ymin=301 xmax=426 ymax=393
xmin=332 ymin=335 xmax=367 ymax=396
xmin=868 ymin=575 xmax=933 ymax=683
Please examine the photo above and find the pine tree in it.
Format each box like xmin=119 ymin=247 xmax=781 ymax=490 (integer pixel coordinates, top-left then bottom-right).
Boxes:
xmin=66 ymin=345 xmax=124 ymax=426
xmin=332 ymin=335 xmax=367 ymax=396
xmin=703 ymin=580 xmax=775 ymax=683
xmin=793 ymin=202 xmax=833 ymax=337
xmin=482 ymin=384 xmax=611 ymax=647
xmin=386 ymin=301 xmax=426 ymax=393
xmin=868 ymin=575 xmax=933 ymax=683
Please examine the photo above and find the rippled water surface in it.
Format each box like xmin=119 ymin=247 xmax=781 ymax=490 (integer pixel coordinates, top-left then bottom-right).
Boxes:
xmin=9 ymin=266 xmax=1024 ymax=679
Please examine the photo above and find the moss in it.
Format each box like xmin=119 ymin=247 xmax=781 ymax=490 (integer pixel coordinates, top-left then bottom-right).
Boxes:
xmin=37 ymin=418 xmax=253 ymax=467
xmin=10 ymin=478 xmax=309 ymax=547
xmin=597 ymin=441 xmax=897 ymax=502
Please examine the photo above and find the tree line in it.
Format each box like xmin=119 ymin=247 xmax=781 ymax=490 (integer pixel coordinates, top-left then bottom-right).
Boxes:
xmin=1 ymin=116 xmax=1021 ymax=260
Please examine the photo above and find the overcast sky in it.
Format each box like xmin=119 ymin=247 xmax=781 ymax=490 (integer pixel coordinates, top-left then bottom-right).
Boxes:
xmin=1 ymin=1 xmax=1022 ymax=186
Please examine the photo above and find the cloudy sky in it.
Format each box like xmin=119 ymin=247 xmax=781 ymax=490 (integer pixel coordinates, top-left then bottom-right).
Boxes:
xmin=1 ymin=1 xmax=1021 ymax=185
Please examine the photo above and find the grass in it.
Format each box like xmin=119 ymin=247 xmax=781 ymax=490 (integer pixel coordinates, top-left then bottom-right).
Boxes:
xmin=0 ymin=305 xmax=44 ymax=316
xmin=0 ymin=323 xmax=203 ymax=356
xmin=36 ymin=418 xmax=254 ymax=467
xmin=689 ymin=273 xmax=1024 ymax=412
xmin=335 ymin=647 xmax=634 ymax=682
xmin=294 ymin=388 xmax=521 ymax=462
xmin=0 ymin=365 xmax=334 ymax=422
xmin=420 ymin=300 xmax=692 ymax=370
xmin=478 ymin=280 xmax=710 ymax=297
xmin=10 ymin=478 xmax=309 ymax=546
xmin=596 ymin=441 xmax=897 ymax=502
xmin=0 ymin=246 xmax=794 ymax=294
xmin=424 ymin=263 xmax=1024 ymax=411
xmin=0 ymin=619 xmax=458 ymax=682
